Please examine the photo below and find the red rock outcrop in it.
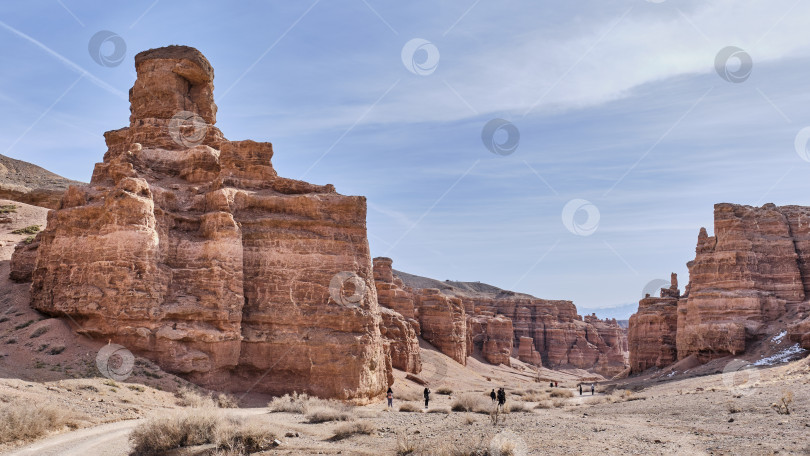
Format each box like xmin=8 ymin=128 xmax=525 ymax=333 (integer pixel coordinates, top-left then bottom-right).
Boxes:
xmin=415 ymin=289 xmax=467 ymax=365
xmin=394 ymin=270 xmax=629 ymax=376
xmin=468 ymin=314 xmax=513 ymax=366
xmin=28 ymin=45 xmax=389 ymax=400
xmin=628 ymin=276 xmax=680 ymax=373
xmin=9 ymin=238 xmax=39 ymax=283
xmin=373 ymin=257 xmax=421 ymax=374
xmin=630 ymin=203 xmax=810 ymax=371
xmin=517 ymin=336 xmax=542 ymax=365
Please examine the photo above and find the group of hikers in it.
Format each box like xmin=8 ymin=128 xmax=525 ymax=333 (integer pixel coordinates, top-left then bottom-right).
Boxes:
xmin=385 ymin=382 xmax=598 ymax=410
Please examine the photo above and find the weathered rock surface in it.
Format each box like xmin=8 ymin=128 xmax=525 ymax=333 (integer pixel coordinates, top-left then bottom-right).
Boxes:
xmin=628 ymin=275 xmax=680 ymax=373
xmin=517 ymin=336 xmax=542 ymax=366
xmin=373 ymin=257 xmax=421 ymax=374
xmin=27 ymin=45 xmax=389 ymax=400
xmin=9 ymin=239 xmax=39 ymax=283
xmin=629 ymin=203 xmax=810 ymax=372
xmin=394 ymin=270 xmax=629 ymax=376
xmin=468 ymin=314 xmax=513 ymax=366
xmin=416 ymin=289 xmax=467 ymax=365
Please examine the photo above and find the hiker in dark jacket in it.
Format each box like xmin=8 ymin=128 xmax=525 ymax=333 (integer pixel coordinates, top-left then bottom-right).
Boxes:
xmin=591 ymin=384 xmax=595 ymax=395
xmin=497 ymin=388 xmax=506 ymax=410
xmin=423 ymin=387 xmax=431 ymax=409
xmin=490 ymin=389 xmax=496 ymax=402
xmin=579 ymin=384 xmax=583 ymax=396
xmin=387 ymin=387 xmax=393 ymax=408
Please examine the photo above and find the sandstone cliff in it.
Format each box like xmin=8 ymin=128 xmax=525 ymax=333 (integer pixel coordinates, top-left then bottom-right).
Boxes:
xmin=629 ymin=203 xmax=810 ymax=373
xmin=22 ymin=46 xmax=389 ymax=400
xmin=390 ymin=267 xmax=628 ymax=377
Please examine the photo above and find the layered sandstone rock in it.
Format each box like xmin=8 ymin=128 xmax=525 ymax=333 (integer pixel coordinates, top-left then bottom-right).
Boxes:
xmin=468 ymin=314 xmax=513 ymax=366
xmin=10 ymin=239 xmax=39 ymax=283
xmin=373 ymin=257 xmax=421 ymax=374
xmin=28 ymin=46 xmax=388 ymax=399
xmin=630 ymin=203 xmax=810 ymax=371
xmin=415 ymin=289 xmax=467 ymax=365
xmin=517 ymin=336 xmax=542 ymax=365
xmin=394 ymin=270 xmax=629 ymax=376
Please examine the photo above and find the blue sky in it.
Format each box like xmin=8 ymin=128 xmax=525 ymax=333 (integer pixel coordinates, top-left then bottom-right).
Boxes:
xmin=2 ymin=1 xmax=810 ymax=318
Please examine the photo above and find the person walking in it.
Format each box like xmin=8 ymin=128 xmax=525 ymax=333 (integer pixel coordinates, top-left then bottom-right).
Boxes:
xmin=579 ymin=384 xmax=583 ymax=396
xmin=591 ymin=383 xmax=595 ymax=395
xmin=423 ymin=387 xmax=431 ymax=409
xmin=497 ymin=387 xmax=506 ymax=411
xmin=490 ymin=389 xmax=496 ymax=402
xmin=554 ymin=381 xmax=558 ymax=388
xmin=387 ymin=387 xmax=393 ymax=409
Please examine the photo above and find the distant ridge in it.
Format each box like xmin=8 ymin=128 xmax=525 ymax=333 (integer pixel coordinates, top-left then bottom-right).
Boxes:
xmin=393 ymin=269 xmax=539 ymax=300
xmin=0 ymin=154 xmax=83 ymax=209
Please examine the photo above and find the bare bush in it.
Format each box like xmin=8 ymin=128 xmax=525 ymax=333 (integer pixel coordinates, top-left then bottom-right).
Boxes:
xmin=399 ymin=402 xmax=421 ymax=412
xmin=521 ymin=392 xmax=550 ymax=402
xmin=436 ymin=387 xmax=453 ymax=395
xmin=129 ymin=409 xmax=220 ymax=455
xmin=329 ymin=421 xmax=376 ymax=441
xmin=175 ymin=386 xmax=215 ymax=408
xmin=266 ymin=392 xmax=330 ymax=414
xmin=451 ymin=393 xmax=480 ymax=412
xmin=215 ymin=393 xmax=239 ymax=409
xmin=428 ymin=407 xmax=450 ymax=414
xmin=505 ymin=402 xmax=530 ymax=413
xmin=213 ymin=416 xmax=276 ymax=454
xmin=772 ymin=391 xmax=793 ymax=415
xmin=397 ymin=390 xmax=423 ymax=402
xmin=552 ymin=399 xmax=567 ymax=408
xmin=534 ymin=400 xmax=553 ymax=409
xmin=306 ymin=405 xmax=354 ymax=423
xmin=550 ymin=389 xmax=573 ymax=398
xmin=0 ymin=401 xmax=83 ymax=444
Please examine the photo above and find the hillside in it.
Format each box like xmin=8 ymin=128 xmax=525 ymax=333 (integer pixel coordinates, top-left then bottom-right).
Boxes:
xmin=0 ymin=154 xmax=83 ymax=209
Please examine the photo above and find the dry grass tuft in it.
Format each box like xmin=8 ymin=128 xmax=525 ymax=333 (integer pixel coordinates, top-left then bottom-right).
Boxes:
xmin=772 ymin=391 xmax=793 ymax=415
xmin=0 ymin=401 xmax=83 ymax=444
xmin=174 ymin=386 xmax=215 ymax=408
xmin=396 ymin=432 xmax=418 ymax=455
xmin=428 ymin=407 xmax=451 ymax=414
xmin=215 ymin=393 xmax=239 ymax=409
xmin=450 ymin=393 xmax=492 ymax=413
xmin=534 ymin=400 xmax=553 ymax=409
xmin=329 ymin=421 xmax=376 ymax=441
xmin=213 ymin=416 xmax=276 ymax=454
xmin=520 ymin=391 xmax=550 ymax=402
xmin=552 ymin=399 xmax=567 ymax=408
xmin=550 ymin=389 xmax=573 ymax=398
xmin=399 ymin=402 xmax=421 ymax=412
xmin=436 ymin=386 xmax=453 ymax=395
xmin=266 ymin=392 xmax=331 ymax=414
xmin=307 ymin=405 xmax=354 ymax=423
xmin=397 ymin=389 xmax=423 ymax=402
xmin=504 ymin=402 xmax=530 ymax=413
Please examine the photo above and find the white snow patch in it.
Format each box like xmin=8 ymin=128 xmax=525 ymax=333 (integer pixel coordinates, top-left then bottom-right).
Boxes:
xmin=666 ymin=371 xmax=677 ymax=378
xmin=753 ymin=344 xmax=805 ymax=366
xmin=771 ymin=331 xmax=787 ymax=344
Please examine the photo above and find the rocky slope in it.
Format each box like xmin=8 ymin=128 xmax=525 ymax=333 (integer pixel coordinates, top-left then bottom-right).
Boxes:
xmin=0 ymin=154 xmax=83 ymax=209
xmin=15 ymin=45 xmax=389 ymax=400
xmin=389 ymin=263 xmax=629 ymax=377
xmin=629 ymin=203 xmax=810 ymax=373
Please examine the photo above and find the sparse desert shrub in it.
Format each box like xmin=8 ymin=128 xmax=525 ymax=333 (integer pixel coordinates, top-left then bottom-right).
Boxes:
xmin=550 ymin=389 xmax=573 ymax=398
xmin=436 ymin=386 xmax=453 ymax=395
xmin=521 ymin=392 xmax=549 ymax=402
xmin=463 ymin=414 xmax=476 ymax=425
xmin=48 ymin=345 xmax=66 ymax=355
xmin=215 ymin=393 xmax=238 ymax=409
xmin=213 ymin=416 xmax=276 ymax=454
xmin=534 ymin=400 xmax=553 ymax=409
xmin=0 ymin=205 xmax=16 ymax=214
xmin=267 ymin=392 xmax=331 ymax=414
xmin=128 ymin=385 xmax=146 ymax=393
xmin=552 ymin=399 xmax=567 ymax=408
xmin=329 ymin=421 xmax=375 ymax=441
xmin=428 ymin=407 xmax=450 ymax=414
xmin=14 ymin=320 xmax=33 ymax=330
xmin=772 ymin=391 xmax=793 ymax=415
xmin=504 ymin=402 xmax=529 ymax=413
xmin=11 ymin=225 xmax=40 ymax=235
xmin=399 ymin=402 xmax=421 ymax=412
xmin=306 ymin=405 xmax=354 ymax=423
xmin=129 ymin=409 xmax=220 ymax=455
xmin=24 ymin=236 xmax=35 ymax=245
xmin=451 ymin=393 xmax=483 ymax=412
xmin=0 ymin=400 xmax=83 ymax=443
xmin=175 ymin=386 xmax=215 ymax=408
xmin=396 ymin=432 xmax=418 ymax=455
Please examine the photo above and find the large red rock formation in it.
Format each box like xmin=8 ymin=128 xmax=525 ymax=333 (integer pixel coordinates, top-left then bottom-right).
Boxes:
xmin=373 ymin=257 xmax=421 ymax=373
xmin=415 ymin=289 xmax=467 ymax=365
xmin=27 ymin=45 xmax=389 ymax=400
xmin=628 ymin=275 xmax=680 ymax=373
xmin=629 ymin=203 xmax=810 ymax=371
xmin=517 ymin=336 xmax=542 ymax=365
xmin=468 ymin=314 xmax=513 ymax=366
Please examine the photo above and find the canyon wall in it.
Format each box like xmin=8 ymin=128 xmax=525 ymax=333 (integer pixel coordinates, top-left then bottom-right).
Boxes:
xmin=629 ymin=203 xmax=810 ymax=373
xmin=25 ymin=46 xmax=389 ymax=400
